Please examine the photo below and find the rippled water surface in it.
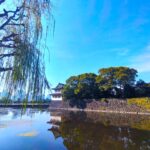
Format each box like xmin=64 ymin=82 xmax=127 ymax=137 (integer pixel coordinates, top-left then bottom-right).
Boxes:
xmin=0 ymin=108 xmax=150 ymax=150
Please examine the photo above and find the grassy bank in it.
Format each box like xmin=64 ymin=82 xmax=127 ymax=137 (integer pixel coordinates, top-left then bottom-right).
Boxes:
xmin=127 ymin=97 xmax=150 ymax=111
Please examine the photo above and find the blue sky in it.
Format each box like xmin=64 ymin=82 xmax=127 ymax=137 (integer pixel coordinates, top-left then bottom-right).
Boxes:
xmin=46 ymin=0 xmax=150 ymax=86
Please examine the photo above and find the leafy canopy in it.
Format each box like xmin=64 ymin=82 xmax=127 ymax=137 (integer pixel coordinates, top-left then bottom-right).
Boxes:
xmin=63 ymin=73 xmax=100 ymax=108
xmin=96 ymin=67 xmax=137 ymax=90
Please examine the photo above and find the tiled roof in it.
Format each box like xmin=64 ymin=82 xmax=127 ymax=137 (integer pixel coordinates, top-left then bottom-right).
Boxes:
xmin=53 ymin=83 xmax=64 ymax=90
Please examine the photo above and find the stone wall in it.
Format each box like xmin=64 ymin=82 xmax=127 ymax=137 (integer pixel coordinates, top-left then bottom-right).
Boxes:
xmin=49 ymin=99 xmax=146 ymax=113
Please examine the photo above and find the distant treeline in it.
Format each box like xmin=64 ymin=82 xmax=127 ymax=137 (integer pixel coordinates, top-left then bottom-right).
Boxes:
xmin=62 ymin=67 xmax=150 ymax=108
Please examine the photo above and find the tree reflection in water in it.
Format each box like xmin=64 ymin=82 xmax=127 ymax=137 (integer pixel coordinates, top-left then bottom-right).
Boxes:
xmin=49 ymin=111 xmax=150 ymax=150
xmin=0 ymin=108 xmax=150 ymax=150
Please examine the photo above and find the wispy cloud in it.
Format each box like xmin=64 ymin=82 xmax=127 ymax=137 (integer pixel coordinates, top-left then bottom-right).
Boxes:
xmin=54 ymin=49 xmax=74 ymax=59
xmin=111 ymin=48 xmax=130 ymax=56
xmin=77 ymin=47 xmax=130 ymax=59
xmin=99 ymin=0 xmax=112 ymax=24
xmin=130 ymin=44 xmax=150 ymax=72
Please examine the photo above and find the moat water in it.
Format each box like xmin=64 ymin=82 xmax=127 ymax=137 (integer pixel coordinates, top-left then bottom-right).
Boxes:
xmin=0 ymin=108 xmax=150 ymax=150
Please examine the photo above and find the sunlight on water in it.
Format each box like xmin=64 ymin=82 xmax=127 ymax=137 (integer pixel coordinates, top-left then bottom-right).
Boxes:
xmin=18 ymin=131 xmax=39 ymax=137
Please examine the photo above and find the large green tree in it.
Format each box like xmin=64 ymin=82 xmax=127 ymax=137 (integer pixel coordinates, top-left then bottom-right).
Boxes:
xmin=0 ymin=0 xmax=52 ymax=99
xmin=96 ymin=67 xmax=138 ymax=98
xmin=63 ymin=73 xmax=100 ymax=108
xmin=135 ymin=80 xmax=150 ymax=97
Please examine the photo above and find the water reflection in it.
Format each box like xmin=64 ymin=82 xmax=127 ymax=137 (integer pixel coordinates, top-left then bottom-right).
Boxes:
xmin=0 ymin=108 xmax=150 ymax=150
xmin=49 ymin=111 xmax=150 ymax=150
xmin=0 ymin=108 xmax=66 ymax=150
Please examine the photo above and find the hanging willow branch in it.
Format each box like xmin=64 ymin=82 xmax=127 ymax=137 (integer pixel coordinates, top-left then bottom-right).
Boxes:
xmin=0 ymin=0 xmax=53 ymax=100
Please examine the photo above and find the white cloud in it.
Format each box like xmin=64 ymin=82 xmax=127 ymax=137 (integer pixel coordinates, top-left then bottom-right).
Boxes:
xmin=130 ymin=44 xmax=150 ymax=72
xmin=132 ymin=61 xmax=150 ymax=73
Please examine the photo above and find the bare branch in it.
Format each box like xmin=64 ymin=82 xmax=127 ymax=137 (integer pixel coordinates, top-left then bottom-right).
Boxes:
xmin=0 ymin=6 xmax=23 ymax=30
xmin=0 ymin=43 xmax=16 ymax=48
xmin=0 ymin=67 xmax=12 ymax=72
xmin=0 ymin=10 xmax=8 ymax=17
xmin=1 ymin=33 xmax=18 ymax=42
xmin=7 ymin=23 xmax=24 ymax=26
xmin=0 ymin=52 xmax=17 ymax=59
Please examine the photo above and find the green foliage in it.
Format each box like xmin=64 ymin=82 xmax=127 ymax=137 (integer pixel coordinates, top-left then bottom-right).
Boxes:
xmin=96 ymin=67 xmax=137 ymax=98
xmin=100 ymin=98 xmax=108 ymax=103
xmin=128 ymin=98 xmax=150 ymax=111
xmin=63 ymin=73 xmax=100 ymax=108
xmin=63 ymin=67 xmax=150 ymax=108
xmin=134 ymin=80 xmax=150 ymax=97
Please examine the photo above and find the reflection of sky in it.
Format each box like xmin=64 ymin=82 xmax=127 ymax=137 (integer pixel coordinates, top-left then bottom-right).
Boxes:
xmin=0 ymin=109 xmax=66 ymax=150
xmin=0 ymin=111 xmax=14 ymax=121
xmin=0 ymin=90 xmax=50 ymax=101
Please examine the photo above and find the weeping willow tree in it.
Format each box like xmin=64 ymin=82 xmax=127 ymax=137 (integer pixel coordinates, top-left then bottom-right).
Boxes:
xmin=0 ymin=0 xmax=53 ymax=100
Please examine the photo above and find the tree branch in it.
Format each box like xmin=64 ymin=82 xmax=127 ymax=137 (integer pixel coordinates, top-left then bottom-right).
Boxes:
xmin=0 ymin=43 xmax=16 ymax=48
xmin=0 ymin=33 xmax=18 ymax=42
xmin=0 ymin=6 xmax=23 ymax=30
xmin=7 ymin=23 xmax=24 ymax=26
xmin=0 ymin=52 xmax=17 ymax=59
xmin=0 ymin=67 xmax=12 ymax=72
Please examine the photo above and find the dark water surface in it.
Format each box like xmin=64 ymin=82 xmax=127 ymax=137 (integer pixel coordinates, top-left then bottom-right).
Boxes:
xmin=0 ymin=108 xmax=150 ymax=150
